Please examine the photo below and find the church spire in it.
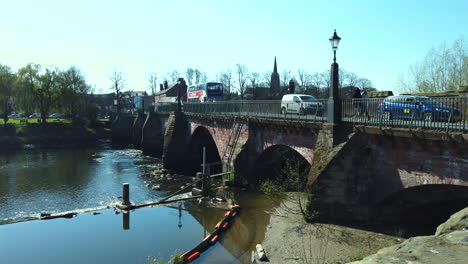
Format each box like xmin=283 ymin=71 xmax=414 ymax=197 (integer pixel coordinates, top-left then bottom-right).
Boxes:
xmin=270 ymin=56 xmax=280 ymax=94
xmin=273 ymin=56 xmax=278 ymax=73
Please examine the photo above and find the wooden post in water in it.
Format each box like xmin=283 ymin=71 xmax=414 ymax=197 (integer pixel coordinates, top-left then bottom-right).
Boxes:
xmin=123 ymin=212 xmax=130 ymax=230
xmin=122 ymin=183 xmax=130 ymax=205
xmin=202 ymin=147 xmax=206 ymax=174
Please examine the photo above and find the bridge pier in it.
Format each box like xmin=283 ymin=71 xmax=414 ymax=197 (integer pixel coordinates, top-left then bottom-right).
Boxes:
xmin=141 ymin=112 xmax=165 ymax=156
xmin=163 ymin=112 xmax=190 ymax=173
xmin=111 ymin=115 xmax=134 ymax=145
xmin=132 ymin=113 xmax=146 ymax=149
xmin=306 ymin=129 xmax=468 ymax=224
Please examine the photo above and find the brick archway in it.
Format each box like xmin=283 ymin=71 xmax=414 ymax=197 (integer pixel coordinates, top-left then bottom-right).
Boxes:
xmin=187 ymin=126 xmax=222 ymax=175
xmin=244 ymin=144 xmax=311 ymax=188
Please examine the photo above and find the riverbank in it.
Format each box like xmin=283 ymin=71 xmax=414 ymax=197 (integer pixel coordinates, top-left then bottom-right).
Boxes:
xmin=259 ymin=193 xmax=400 ymax=264
xmin=0 ymin=122 xmax=110 ymax=152
xmin=348 ymin=207 xmax=468 ymax=264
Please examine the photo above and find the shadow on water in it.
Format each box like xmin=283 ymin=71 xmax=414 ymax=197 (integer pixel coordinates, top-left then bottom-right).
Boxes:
xmin=0 ymin=206 xmax=228 ymax=264
xmin=185 ymin=191 xmax=284 ymax=264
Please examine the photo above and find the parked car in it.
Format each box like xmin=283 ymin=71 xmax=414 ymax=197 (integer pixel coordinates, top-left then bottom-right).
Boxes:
xmin=280 ymin=94 xmax=323 ymax=115
xmin=377 ymin=96 xmax=462 ymax=122
xmin=8 ymin=113 xmax=21 ymax=118
xmin=49 ymin=113 xmax=65 ymax=118
xmin=29 ymin=113 xmax=44 ymax=118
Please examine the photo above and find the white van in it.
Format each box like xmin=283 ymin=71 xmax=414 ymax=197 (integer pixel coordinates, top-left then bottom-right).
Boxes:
xmin=280 ymin=94 xmax=323 ymax=115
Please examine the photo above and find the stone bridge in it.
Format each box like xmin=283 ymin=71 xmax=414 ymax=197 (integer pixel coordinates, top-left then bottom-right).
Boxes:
xmin=112 ymin=112 xmax=468 ymax=223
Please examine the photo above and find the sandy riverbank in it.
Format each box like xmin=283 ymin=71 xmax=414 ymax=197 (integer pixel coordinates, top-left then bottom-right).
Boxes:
xmin=258 ymin=194 xmax=400 ymax=264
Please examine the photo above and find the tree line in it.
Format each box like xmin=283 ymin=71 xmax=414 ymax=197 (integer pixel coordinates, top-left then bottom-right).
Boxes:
xmin=147 ymin=65 xmax=376 ymax=100
xmin=397 ymin=37 xmax=467 ymax=93
xmin=0 ymin=63 xmax=96 ymax=125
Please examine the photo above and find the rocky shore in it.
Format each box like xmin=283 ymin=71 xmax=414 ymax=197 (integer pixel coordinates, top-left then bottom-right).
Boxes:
xmin=348 ymin=207 xmax=468 ymax=264
xmin=259 ymin=194 xmax=467 ymax=264
xmin=259 ymin=194 xmax=400 ymax=264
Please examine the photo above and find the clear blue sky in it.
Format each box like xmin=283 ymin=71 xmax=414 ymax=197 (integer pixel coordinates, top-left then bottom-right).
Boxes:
xmin=1 ymin=0 xmax=467 ymax=94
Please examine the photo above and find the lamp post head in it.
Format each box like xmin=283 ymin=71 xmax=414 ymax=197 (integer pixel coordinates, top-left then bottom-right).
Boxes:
xmin=329 ymin=29 xmax=341 ymax=51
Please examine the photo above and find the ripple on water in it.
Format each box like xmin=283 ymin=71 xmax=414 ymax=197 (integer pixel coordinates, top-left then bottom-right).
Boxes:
xmin=0 ymin=146 xmax=163 ymax=223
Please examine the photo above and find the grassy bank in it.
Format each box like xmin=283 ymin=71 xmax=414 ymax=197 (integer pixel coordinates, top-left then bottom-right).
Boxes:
xmin=0 ymin=119 xmax=111 ymax=152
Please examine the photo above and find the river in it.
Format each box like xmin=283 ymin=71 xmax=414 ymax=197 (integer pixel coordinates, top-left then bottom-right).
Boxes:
xmin=0 ymin=144 xmax=282 ymax=264
xmin=0 ymin=144 xmax=400 ymax=264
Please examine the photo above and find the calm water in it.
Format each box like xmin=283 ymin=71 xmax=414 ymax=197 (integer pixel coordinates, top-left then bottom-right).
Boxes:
xmin=0 ymin=145 xmax=278 ymax=264
xmin=0 ymin=145 xmax=165 ymax=220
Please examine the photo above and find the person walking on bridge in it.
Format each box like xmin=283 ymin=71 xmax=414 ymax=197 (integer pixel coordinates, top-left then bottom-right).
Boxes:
xmin=361 ymin=89 xmax=370 ymax=120
xmin=352 ymin=88 xmax=362 ymax=117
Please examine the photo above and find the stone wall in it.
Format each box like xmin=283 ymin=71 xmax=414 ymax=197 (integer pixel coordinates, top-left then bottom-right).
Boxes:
xmin=162 ymin=112 xmax=190 ymax=173
xmin=141 ymin=112 xmax=169 ymax=156
xmin=111 ymin=115 xmax=135 ymax=144
xmin=131 ymin=113 xmax=146 ymax=149
xmin=308 ymin=127 xmax=468 ymax=223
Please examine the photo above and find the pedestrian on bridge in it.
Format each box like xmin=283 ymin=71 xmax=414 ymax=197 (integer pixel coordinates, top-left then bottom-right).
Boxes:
xmin=361 ymin=89 xmax=370 ymax=120
xmin=352 ymin=88 xmax=362 ymax=117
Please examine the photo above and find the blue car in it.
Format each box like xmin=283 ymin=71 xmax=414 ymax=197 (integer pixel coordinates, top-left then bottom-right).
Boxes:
xmin=377 ymin=96 xmax=463 ymax=122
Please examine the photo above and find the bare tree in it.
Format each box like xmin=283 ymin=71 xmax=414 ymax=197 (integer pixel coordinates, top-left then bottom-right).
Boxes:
xmin=358 ymin=78 xmax=374 ymax=90
xmin=281 ymin=69 xmax=292 ymax=87
xmin=262 ymin=71 xmax=272 ymax=88
xmin=452 ymin=38 xmax=467 ymax=89
xmin=235 ymin=64 xmax=249 ymax=99
xmin=397 ymin=37 xmax=467 ymax=93
xmin=148 ymin=72 xmax=158 ymax=95
xmin=321 ymin=70 xmax=331 ymax=91
xmin=168 ymin=70 xmax=180 ymax=84
xmin=249 ymin=72 xmax=260 ymax=88
xmin=184 ymin=68 xmax=194 ymax=85
xmin=338 ymin=68 xmax=347 ymax=88
xmin=310 ymin=72 xmax=323 ymax=88
xmin=217 ymin=69 xmax=233 ymax=98
xmin=346 ymin=72 xmax=360 ymax=87
xmin=297 ymin=69 xmax=311 ymax=93
xmin=160 ymin=73 xmax=168 ymax=86
xmin=108 ymin=69 xmax=126 ymax=114
xmin=200 ymin=72 xmax=208 ymax=83
xmin=194 ymin=69 xmax=202 ymax=84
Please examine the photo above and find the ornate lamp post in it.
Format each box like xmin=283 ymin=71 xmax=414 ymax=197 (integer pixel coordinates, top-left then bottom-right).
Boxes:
xmin=327 ymin=29 xmax=342 ymax=123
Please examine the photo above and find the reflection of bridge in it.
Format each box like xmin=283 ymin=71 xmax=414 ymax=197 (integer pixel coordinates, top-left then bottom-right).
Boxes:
xmin=111 ymin=97 xmax=468 ymax=223
xmin=183 ymin=193 xmax=280 ymax=264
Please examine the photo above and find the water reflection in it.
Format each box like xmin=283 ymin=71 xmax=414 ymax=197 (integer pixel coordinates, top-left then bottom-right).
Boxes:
xmin=0 ymin=207 xmax=232 ymax=264
xmin=0 ymin=146 xmax=163 ymax=220
xmin=123 ymin=211 xmax=130 ymax=230
xmin=186 ymin=192 xmax=283 ymax=264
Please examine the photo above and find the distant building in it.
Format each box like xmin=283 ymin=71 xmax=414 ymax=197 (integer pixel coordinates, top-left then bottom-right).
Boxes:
xmin=92 ymin=91 xmax=152 ymax=115
xmin=92 ymin=93 xmax=115 ymax=115
xmin=154 ymin=78 xmax=187 ymax=109
xmin=243 ymin=57 xmax=286 ymax=100
xmin=244 ymin=86 xmax=271 ymax=100
xmin=270 ymin=56 xmax=280 ymax=95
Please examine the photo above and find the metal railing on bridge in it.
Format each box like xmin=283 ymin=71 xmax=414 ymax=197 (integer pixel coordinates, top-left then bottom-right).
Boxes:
xmin=342 ymin=97 xmax=467 ymax=133
xmin=155 ymin=97 xmax=467 ymax=133
xmin=183 ymin=100 xmax=328 ymax=122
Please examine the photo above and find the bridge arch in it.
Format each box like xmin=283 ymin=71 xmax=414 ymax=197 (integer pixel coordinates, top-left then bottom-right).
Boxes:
xmin=187 ymin=126 xmax=222 ymax=176
xmin=245 ymin=144 xmax=311 ymax=189
xmin=376 ymin=184 xmax=468 ymax=230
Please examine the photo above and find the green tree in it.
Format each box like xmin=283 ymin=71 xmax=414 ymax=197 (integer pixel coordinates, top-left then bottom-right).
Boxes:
xmin=397 ymin=37 xmax=467 ymax=93
xmin=16 ymin=63 xmax=40 ymax=116
xmin=18 ymin=64 xmax=61 ymax=125
xmin=58 ymin=66 xmax=90 ymax=122
xmin=0 ymin=64 xmax=17 ymax=124
xmin=36 ymin=68 xmax=61 ymax=124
